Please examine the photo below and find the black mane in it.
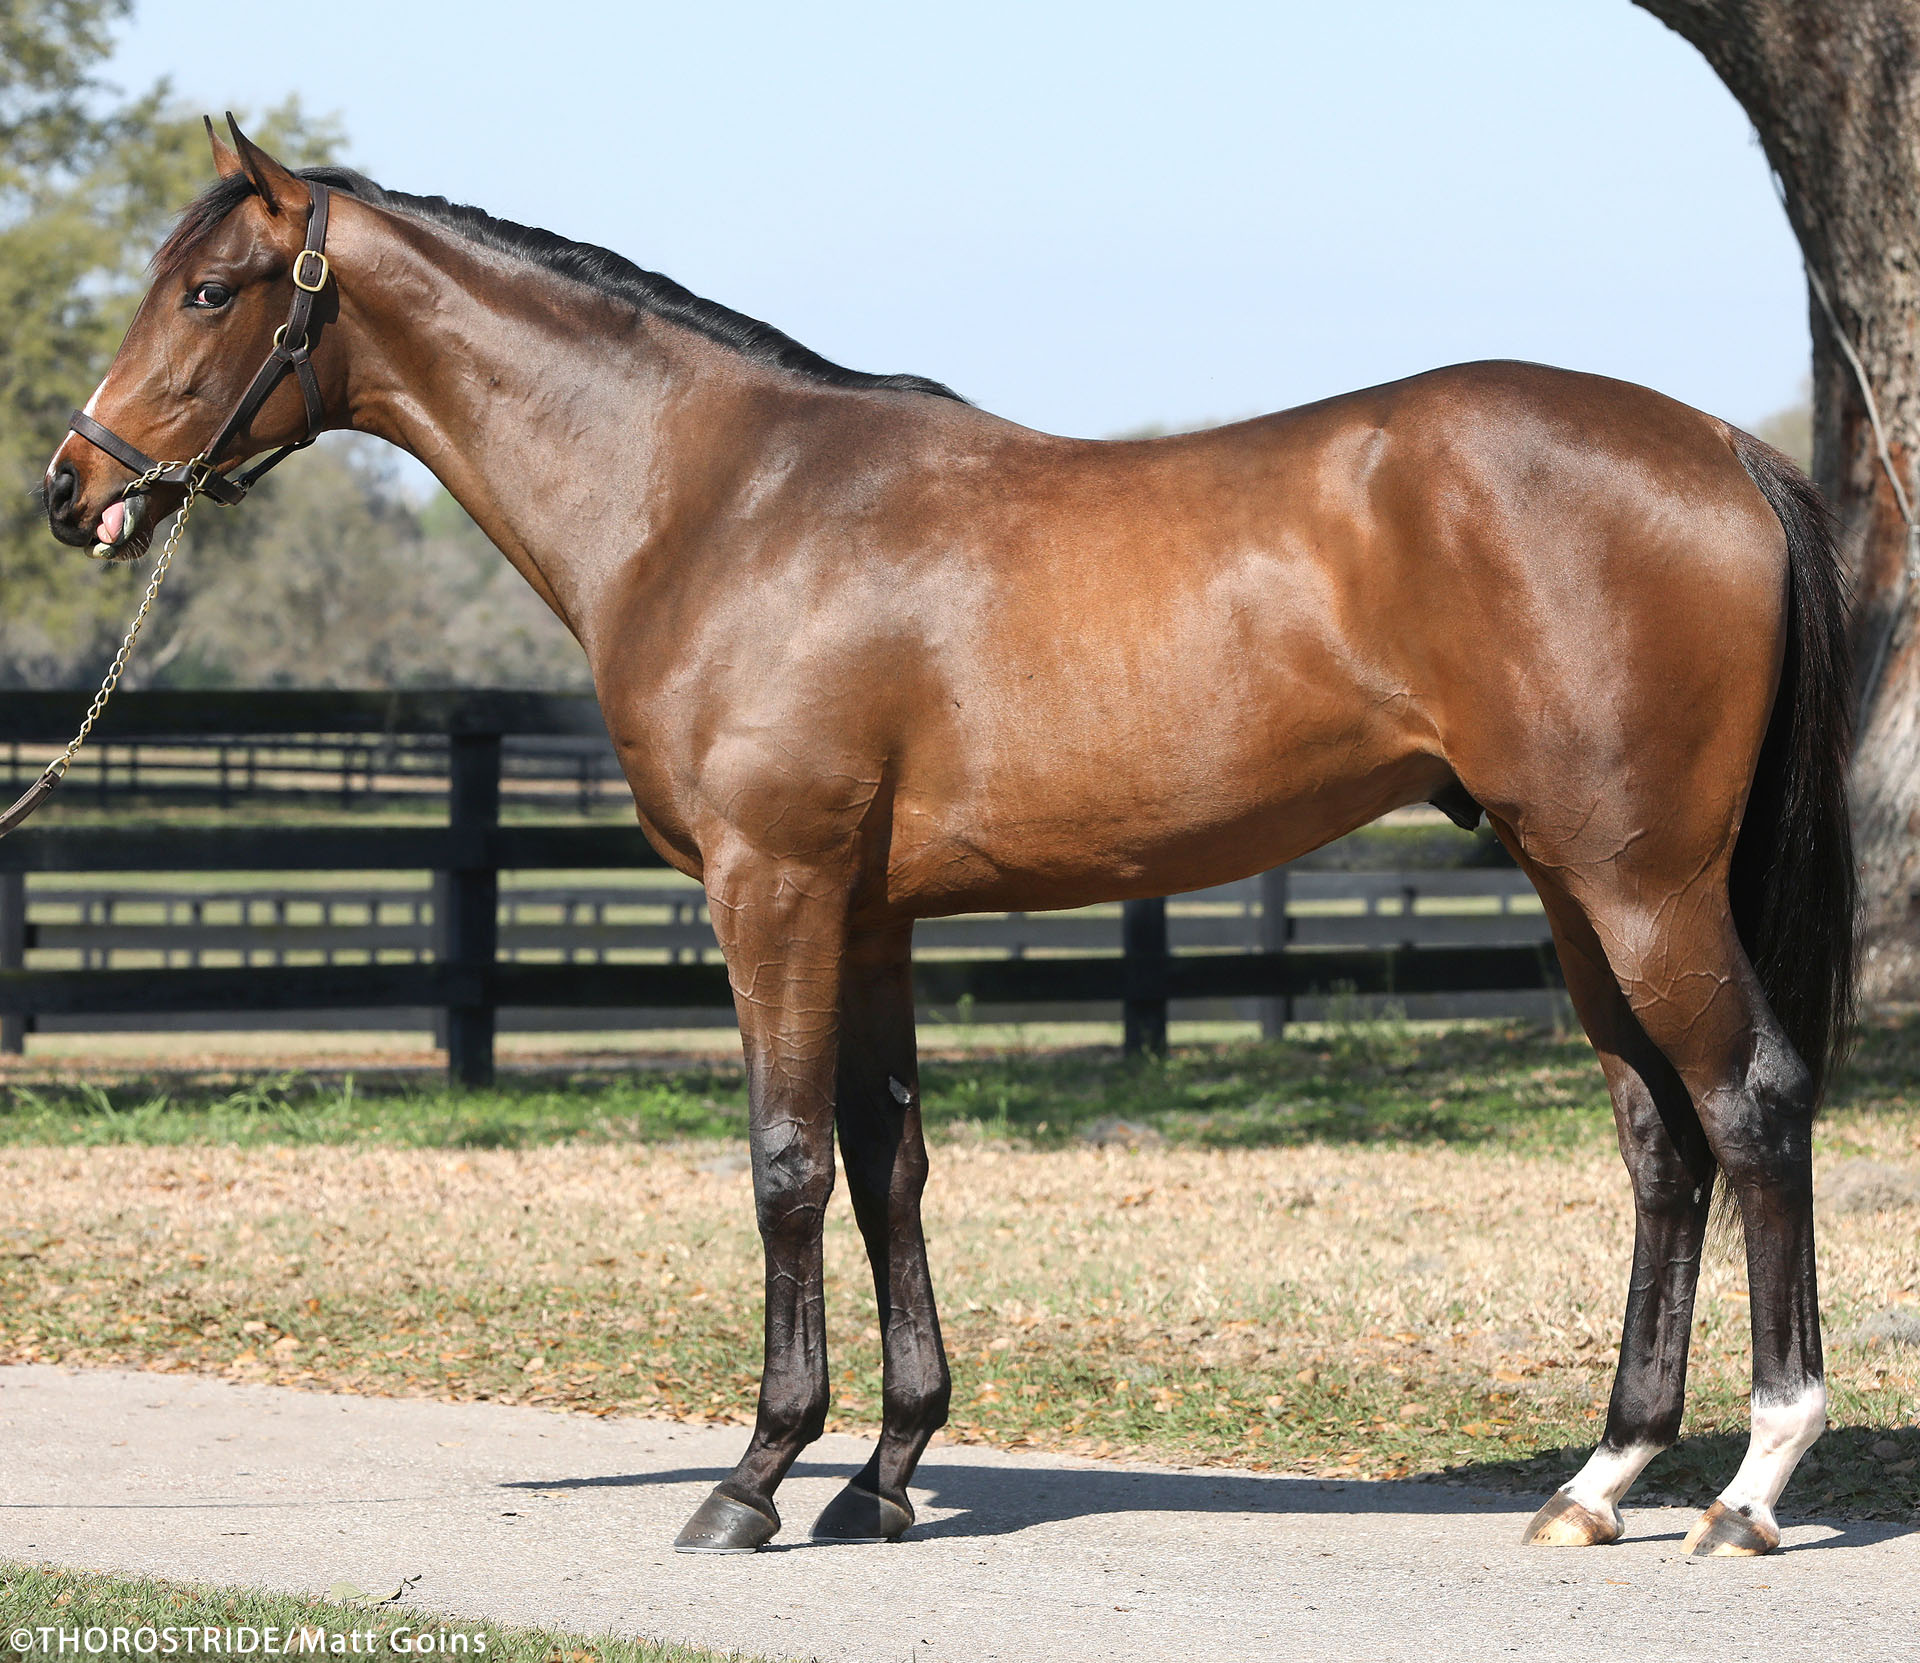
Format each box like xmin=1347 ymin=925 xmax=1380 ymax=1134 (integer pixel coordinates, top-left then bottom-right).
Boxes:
xmin=157 ymin=167 xmax=964 ymax=403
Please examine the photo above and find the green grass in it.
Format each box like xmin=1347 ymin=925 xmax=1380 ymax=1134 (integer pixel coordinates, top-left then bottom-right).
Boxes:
xmin=0 ymin=1018 xmax=1620 ymax=1151
xmin=921 ymin=1017 xmax=1612 ymax=1151
xmin=6 ymin=1006 xmax=1907 ymax=1155
xmin=0 ymin=1069 xmax=748 ymax=1149
xmin=0 ymin=1564 xmax=761 ymax=1663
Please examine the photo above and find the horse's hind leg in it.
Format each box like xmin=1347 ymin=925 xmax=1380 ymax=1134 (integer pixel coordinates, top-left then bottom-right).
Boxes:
xmin=812 ymin=923 xmax=952 ymax=1541
xmin=672 ymin=859 xmax=848 ymax=1553
xmin=1523 ymin=862 xmax=1824 ymax=1556
xmin=1635 ymin=928 xmax=1827 ymax=1557
xmin=1519 ymin=870 xmax=1715 ymax=1547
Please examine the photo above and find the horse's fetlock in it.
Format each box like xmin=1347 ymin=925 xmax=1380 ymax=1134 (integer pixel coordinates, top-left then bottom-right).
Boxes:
xmin=759 ymin=1378 xmax=830 ymax=1445
xmin=883 ymin=1369 xmax=951 ymax=1433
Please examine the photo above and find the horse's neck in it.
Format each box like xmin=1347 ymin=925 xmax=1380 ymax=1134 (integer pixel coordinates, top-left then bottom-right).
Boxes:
xmin=335 ymin=211 xmax=757 ymax=639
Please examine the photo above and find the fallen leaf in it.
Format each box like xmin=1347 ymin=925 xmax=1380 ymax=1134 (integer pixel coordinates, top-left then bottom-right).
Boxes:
xmin=327 ymin=1574 xmax=420 ymax=1609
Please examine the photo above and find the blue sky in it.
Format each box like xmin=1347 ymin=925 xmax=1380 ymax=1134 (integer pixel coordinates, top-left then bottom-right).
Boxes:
xmin=106 ymin=0 xmax=1804 ymax=440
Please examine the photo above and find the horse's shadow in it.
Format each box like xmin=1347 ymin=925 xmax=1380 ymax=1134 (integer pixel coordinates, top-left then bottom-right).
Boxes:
xmin=503 ymin=1459 xmax=1477 ymax=1541
xmin=499 ymin=1459 xmax=1907 ymax=1553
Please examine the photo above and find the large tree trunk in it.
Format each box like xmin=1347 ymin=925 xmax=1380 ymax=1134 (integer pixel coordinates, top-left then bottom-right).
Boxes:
xmin=1634 ymin=0 xmax=1920 ymax=1003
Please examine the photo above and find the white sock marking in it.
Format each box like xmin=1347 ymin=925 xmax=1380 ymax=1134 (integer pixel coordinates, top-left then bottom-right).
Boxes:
xmin=1716 ymin=1381 xmax=1826 ymax=1529
xmin=1560 ymin=1440 xmax=1662 ymax=1526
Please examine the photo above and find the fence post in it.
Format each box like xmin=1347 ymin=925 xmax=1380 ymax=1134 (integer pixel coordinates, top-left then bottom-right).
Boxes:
xmin=1122 ymin=895 xmax=1168 ymax=1058
xmin=1 ymin=871 xmax=26 ymax=1055
xmin=1258 ymin=865 xmax=1292 ymax=1039
xmin=444 ymin=731 xmax=501 ymax=1088
xmin=430 ymin=873 xmax=450 ymax=1047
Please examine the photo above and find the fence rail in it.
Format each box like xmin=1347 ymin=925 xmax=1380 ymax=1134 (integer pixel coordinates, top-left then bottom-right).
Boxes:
xmin=6 ymin=871 xmax=1549 ymax=967
xmin=2 ymin=731 xmax=620 ymax=813
xmin=0 ymin=692 xmax=1561 ymax=1081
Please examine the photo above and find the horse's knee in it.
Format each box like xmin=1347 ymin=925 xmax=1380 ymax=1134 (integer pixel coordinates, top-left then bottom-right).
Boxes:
xmin=752 ymin=1125 xmax=835 ymax=1242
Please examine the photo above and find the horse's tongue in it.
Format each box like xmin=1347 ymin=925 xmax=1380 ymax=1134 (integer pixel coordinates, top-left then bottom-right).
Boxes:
xmin=96 ymin=499 xmax=127 ymax=545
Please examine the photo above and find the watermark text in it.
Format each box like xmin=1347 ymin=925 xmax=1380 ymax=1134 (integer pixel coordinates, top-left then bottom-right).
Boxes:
xmin=9 ymin=1628 xmax=487 ymax=1657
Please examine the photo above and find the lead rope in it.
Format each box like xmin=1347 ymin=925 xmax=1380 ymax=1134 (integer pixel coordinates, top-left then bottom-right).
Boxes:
xmin=0 ymin=457 xmax=207 ymax=837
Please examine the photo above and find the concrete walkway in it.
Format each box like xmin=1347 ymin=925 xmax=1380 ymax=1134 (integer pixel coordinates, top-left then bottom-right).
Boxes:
xmin=0 ymin=1366 xmax=1912 ymax=1662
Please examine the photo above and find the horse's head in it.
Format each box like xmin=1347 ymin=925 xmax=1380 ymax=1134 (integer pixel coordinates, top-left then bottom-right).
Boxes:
xmin=44 ymin=117 xmax=341 ymax=560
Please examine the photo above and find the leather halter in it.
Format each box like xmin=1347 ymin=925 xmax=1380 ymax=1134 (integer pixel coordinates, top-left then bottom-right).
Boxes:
xmin=65 ymin=181 xmax=334 ymax=509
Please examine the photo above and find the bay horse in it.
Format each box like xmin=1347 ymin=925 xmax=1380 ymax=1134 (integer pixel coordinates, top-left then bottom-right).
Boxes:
xmin=44 ymin=121 xmax=1854 ymax=1559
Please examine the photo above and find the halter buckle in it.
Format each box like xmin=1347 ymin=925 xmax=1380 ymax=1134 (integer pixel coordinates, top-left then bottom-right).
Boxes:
xmin=292 ymin=249 xmax=330 ymax=293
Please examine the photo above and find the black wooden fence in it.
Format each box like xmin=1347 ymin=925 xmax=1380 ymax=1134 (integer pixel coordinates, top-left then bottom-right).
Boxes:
xmin=0 ymin=691 xmax=1563 ymax=1084
xmin=0 ymin=727 xmax=619 ymax=812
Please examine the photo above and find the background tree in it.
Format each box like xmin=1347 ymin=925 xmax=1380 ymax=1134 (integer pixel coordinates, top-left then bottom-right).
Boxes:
xmin=153 ymin=438 xmax=590 ymax=691
xmin=0 ymin=0 xmax=337 ymax=684
xmin=1634 ymin=0 xmax=1920 ymax=1003
xmin=0 ymin=0 xmax=587 ymax=692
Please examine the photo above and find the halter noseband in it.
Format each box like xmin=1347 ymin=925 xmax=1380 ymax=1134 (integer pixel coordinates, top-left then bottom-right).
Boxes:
xmin=65 ymin=181 xmax=335 ymax=509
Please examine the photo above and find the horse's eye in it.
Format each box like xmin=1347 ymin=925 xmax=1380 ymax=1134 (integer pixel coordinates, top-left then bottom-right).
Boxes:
xmin=188 ymin=282 xmax=233 ymax=309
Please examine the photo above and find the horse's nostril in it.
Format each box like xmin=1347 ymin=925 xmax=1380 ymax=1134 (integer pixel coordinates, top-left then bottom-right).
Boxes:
xmin=46 ymin=463 xmax=78 ymax=521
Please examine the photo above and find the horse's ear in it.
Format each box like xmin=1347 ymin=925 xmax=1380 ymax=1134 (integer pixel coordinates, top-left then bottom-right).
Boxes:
xmin=205 ymin=115 xmax=242 ymax=181
xmin=225 ymin=112 xmax=306 ymax=217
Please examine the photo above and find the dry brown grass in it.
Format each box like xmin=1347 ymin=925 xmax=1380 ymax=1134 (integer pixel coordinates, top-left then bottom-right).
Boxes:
xmin=2 ymin=1114 xmax=1915 ymax=1514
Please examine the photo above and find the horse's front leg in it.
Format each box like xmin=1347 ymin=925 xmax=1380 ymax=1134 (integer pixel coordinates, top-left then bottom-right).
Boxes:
xmin=812 ymin=923 xmax=950 ymax=1541
xmin=673 ymin=861 xmax=848 ymax=1553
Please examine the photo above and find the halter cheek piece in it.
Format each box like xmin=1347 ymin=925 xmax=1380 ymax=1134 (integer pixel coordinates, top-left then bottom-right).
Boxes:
xmin=65 ymin=181 xmax=334 ymax=508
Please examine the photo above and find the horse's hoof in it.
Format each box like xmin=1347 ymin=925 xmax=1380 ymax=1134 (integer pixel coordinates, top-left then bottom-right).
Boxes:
xmin=1522 ymin=1489 xmax=1622 ymax=1547
xmin=811 ymin=1479 xmax=914 ymax=1542
xmin=672 ymin=1484 xmax=780 ymax=1553
xmin=1683 ymin=1499 xmax=1779 ymax=1557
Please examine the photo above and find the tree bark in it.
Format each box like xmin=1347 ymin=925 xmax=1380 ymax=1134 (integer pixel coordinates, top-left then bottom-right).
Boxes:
xmin=1635 ymin=0 xmax=1920 ymax=1004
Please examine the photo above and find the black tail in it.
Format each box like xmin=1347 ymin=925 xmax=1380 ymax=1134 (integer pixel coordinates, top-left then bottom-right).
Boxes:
xmin=1729 ymin=431 xmax=1857 ymax=1102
